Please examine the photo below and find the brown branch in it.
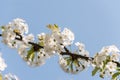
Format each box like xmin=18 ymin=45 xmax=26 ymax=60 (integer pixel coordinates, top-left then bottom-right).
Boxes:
xmin=0 ymin=33 xmax=120 ymax=67
xmin=15 ymin=33 xmax=23 ymax=40
xmin=62 ymin=47 xmax=120 ymax=67
xmin=28 ymin=42 xmax=43 ymax=51
xmin=15 ymin=34 xmax=44 ymax=51
xmin=0 ymin=33 xmax=44 ymax=51
xmin=64 ymin=47 xmax=70 ymax=52
xmin=60 ymin=51 xmax=93 ymax=61
xmin=60 ymin=51 xmax=120 ymax=67
xmin=112 ymin=60 xmax=120 ymax=67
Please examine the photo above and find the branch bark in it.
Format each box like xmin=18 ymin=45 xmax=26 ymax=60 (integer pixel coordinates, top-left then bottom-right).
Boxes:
xmin=0 ymin=33 xmax=120 ymax=67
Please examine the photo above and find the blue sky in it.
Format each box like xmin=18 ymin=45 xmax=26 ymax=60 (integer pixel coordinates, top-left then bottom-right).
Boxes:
xmin=0 ymin=0 xmax=120 ymax=80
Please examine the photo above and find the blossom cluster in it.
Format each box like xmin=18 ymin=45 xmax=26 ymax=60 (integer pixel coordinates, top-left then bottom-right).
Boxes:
xmin=3 ymin=73 xmax=19 ymax=80
xmin=59 ymin=42 xmax=90 ymax=74
xmin=0 ymin=53 xmax=19 ymax=80
xmin=0 ymin=18 xmax=120 ymax=80
xmin=1 ymin=18 xmax=75 ymax=67
xmin=92 ymin=45 xmax=120 ymax=79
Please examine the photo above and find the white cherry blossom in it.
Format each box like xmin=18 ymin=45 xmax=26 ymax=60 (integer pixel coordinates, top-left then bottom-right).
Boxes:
xmin=44 ymin=34 xmax=57 ymax=56
xmin=100 ymin=45 xmax=120 ymax=54
xmin=59 ymin=55 xmax=68 ymax=73
xmin=106 ymin=62 xmax=117 ymax=72
xmin=93 ymin=53 xmax=107 ymax=68
xmin=12 ymin=18 xmax=28 ymax=34
xmin=61 ymin=28 xmax=74 ymax=46
xmin=2 ymin=29 xmax=16 ymax=48
xmin=1 ymin=18 xmax=29 ymax=48
xmin=111 ymin=53 xmax=120 ymax=61
xmin=22 ymin=34 xmax=34 ymax=45
xmin=28 ymin=48 xmax=50 ymax=67
xmin=18 ymin=45 xmax=28 ymax=58
xmin=0 ymin=53 xmax=7 ymax=72
xmin=75 ymin=42 xmax=85 ymax=52
xmin=4 ymin=73 xmax=19 ymax=80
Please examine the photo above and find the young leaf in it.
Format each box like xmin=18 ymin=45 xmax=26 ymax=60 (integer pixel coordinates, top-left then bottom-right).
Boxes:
xmin=0 ymin=26 xmax=5 ymax=31
xmin=54 ymin=24 xmax=59 ymax=29
xmin=100 ymin=73 xmax=104 ymax=79
xmin=47 ymin=24 xmax=59 ymax=31
xmin=30 ymin=52 xmax=35 ymax=61
xmin=27 ymin=47 xmax=34 ymax=61
xmin=112 ymin=72 xmax=120 ymax=80
xmin=0 ymin=74 xmax=2 ymax=80
xmin=92 ymin=67 xmax=100 ymax=76
xmin=39 ymin=41 xmax=44 ymax=46
xmin=117 ymin=68 xmax=120 ymax=71
xmin=66 ymin=58 xmax=72 ymax=65
xmin=70 ymin=61 xmax=73 ymax=72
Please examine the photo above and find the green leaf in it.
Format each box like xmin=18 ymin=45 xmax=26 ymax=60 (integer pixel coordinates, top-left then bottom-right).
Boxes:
xmin=31 ymin=52 xmax=35 ymax=61
xmin=102 ymin=56 xmax=110 ymax=71
xmin=39 ymin=41 xmax=44 ymax=46
xmin=0 ymin=74 xmax=2 ymax=80
xmin=116 ymin=68 xmax=120 ymax=71
xmin=47 ymin=24 xmax=59 ymax=31
xmin=92 ymin=67 xmax=100 ymax=76
xmin=70 ymin=61 xmax=73 ymax=72
xmin=112 ymin=72 xmax=120 ymax=80
xmin=100 ymin=73 xmax=104 ymax=79
xmin=0 ymin=26 xmax=5 ymax=31
xmin=0 ymin=26 xmax=4 ymax=29
xmin=27 ymin=47 xmax=35 ymax=61
xmin=54 ymin=24 xmax=59 ymax=29
xmin=66 ymin=58 xmax=72 ymax=65
xmin=73 ymin=60 xmax=78 ymax=66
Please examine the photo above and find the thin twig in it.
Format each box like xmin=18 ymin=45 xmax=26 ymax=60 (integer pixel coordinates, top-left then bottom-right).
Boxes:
xmin=60 ymin=51 xmax=93 ymax=61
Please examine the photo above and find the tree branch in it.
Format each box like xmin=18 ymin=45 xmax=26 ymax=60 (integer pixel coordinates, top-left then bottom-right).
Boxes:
xmin=62 ymin=47 xmax=120 ymax=67
xmin=60 ymin=51 xmax=92 ymax=61
xmin=0 ymin=33 xmax=44 ymax=51
xmin=0 ymin=33 xmax=120 ymax=67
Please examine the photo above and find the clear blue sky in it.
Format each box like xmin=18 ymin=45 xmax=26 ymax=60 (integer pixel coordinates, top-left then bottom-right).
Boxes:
xmin=0 ymin=0 xmax=120 ymax=80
